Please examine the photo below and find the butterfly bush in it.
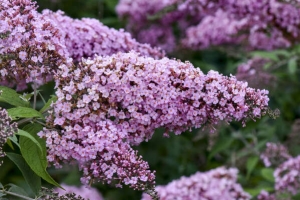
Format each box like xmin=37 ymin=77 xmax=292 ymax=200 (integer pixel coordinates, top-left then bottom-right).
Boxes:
xmin=141 ymin=167 xmax=251 ymax=200
xmin=55 ymin=184 xmax=103 ymax=200
xmin=117 ymin=0 xmax=300 ymax=52
xmin=40 ymin=10 xmax=164 ymax=62
xmin=38 ymin=51 xmax=269 ymax=191
xmin=0 ymin=0 xmax=70 ymax=90
xmin=257 ymin=190 xmax=277 ymax=200
xmin=236 ymin=57 xmax=276 ymax=89
xmin=0 ymin=106 xmax=18 ymax=166
xmin=274 ymin=155 xmax=300 ymax=195
xmin=260 ymin=142 xmax=291 ymax=167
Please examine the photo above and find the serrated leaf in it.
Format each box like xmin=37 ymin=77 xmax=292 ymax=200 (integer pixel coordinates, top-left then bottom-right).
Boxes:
xmin=6 ymin=152 xmax=41 ymax=195
xmin=16 ymin=129 xmax=42 ymax=153
xmin=20 ymin=123 xmax=61 ymax=188
xmin=288 ymin=57 xmax=297 ymax=74
xmin=7 ymin=107 xmax=44 ymax=120
xmin=246 ymin=156 xmax=259 ymax=179
xmin=39 ymin=95 xmax=57 ymax=113
xmin=0 ymin=86 xmax=30 ymax=107
xmin=208 ymin=137 xmax=233 ymax=160
xmin=261 ymin=168 xmax=275 ymax=183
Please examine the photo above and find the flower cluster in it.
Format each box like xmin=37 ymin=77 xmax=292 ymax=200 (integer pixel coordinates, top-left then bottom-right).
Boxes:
xmin=274 ymin=155 xmax=300 ymax=195
xmin=0 ymin=107 xmax=18 ymax=166
xmin=260 ymin=142 xmax=291 ymax=167
xmin=236 ymin=58 xmax=276 ymax=89
xmin=55 ymin=184 xmax=103 ymax=200
xmin=39 ymin=51 xmax=269 ymax=190
xmin=141 ymin=167 xmax=251 ymax=200
xmin=117 ymin=0 xmax=300 ymax=52
xmin=257 ymin=190 xmax=277 ymax=200
xmin=0 ymin=0 xmax=70 ymax=90
xmin=41 ymin=10 xmax=164 ymax=62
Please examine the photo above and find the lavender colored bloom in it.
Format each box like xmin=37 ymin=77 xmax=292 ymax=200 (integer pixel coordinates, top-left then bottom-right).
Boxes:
xmin=41 ymin=10 xmax=164 ymax=62
xmin=141 ymin=167 xmax=251 ymax=200
xmin=257 ymin=190 xmax=278 ymax=200
xmin=236 ymin=58 xmax=276 ymax=89
xmin=260 ymin=142 xmax=291 ymax=167
xmin=274 ymin=155 xmax=300 ymax=195
xmin=39 ymin=51 xmax=269 ymax=190
xmin=0 ymin=107 xmax=18 ymax=166
xmin=0 ymin=0 xmax=70 ymax=90
xmin=55 ymin=184 xmax=103 ymax=200
xmin=117 ymin=0 xmax=300 ymax=52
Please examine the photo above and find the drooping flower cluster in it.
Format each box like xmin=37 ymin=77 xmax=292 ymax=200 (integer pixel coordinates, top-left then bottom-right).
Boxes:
xmin=41 ymin=10 xmax=164 ymax=62
xmin=0 ymin=106 xmax=18 ymax=166
xmin=260 ymin=142 xmax=291 ymax=167
xmin=38 ymin=51 xmax=269 ymax=190
xmin=117 ymin=0 xmax=300 ymax=52
xmin=0 ymin=0 xmax=70 ymax=90
xmin=141 ymin=167 xmax=251 ymax=200
xmin=236 ymin=58 xmax=276 ymax=89
xmin=55 ymin=184 xmax=103 ymax=200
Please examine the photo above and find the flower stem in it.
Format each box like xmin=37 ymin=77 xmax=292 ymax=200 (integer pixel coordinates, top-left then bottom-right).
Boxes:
xmin=0 ymin=189 xmax=34 ymax=200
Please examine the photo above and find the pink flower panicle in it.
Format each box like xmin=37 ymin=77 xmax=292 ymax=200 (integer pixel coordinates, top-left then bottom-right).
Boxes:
xmin=274 ymin=155 xmax=300 ymax=195
xmin=39 ymin=51 xmax=269 ymax=190
xmin=260 ymin=142 xmax=291 ymax=167
xmin=141 ymin=167 xmax=251 ymax=200
xmin=257 ymin=190 xmax=277 ymax=200
xmin=0 ymin=107 xmax=18 ymax=166
xmin=236 ymin=58 xmax=276 ymax=89
xmin=55 ymin=184 xmax=103 ymax=200
xmin=117 ymin=0 xmax=300 ymax=52
xmin=41 ymin=10 xmax=164 ymax=62
xmin=0 ymin=0 xmax=70 ymax=90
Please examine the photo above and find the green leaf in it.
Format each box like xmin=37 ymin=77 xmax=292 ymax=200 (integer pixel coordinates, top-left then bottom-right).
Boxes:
xmin=0 ymin=86 xmax=30 ymax=107
xmin=244 ymin=187 xmax=274 ymax=196
xmin=7 ymin=107 xmax=44 ymax=120
xmin=7 ymin=134 xmax=19 ymax=149
xmin=16 ymin=129 xmax=42 ymax=153
xmin=7 ymin=184 xmax=28 ymax=200
xmin=246 ymin=156 xmax=259 ymax=179
xmin=104 ymin=0 xmax=119 ymax=11
xmin=251 ymin=51 xmax=279 ymax=61
xmin=0 ymin=182 xmax=5 ymax=198
xmin=288 ymin=57 xmax=297 ymax=74
xmin=271 ymin=50 xmax=290 ymax=57
xmin=6 ymin=138 xmax=14 ymax=150
xmin=6 ymin=152 xmax=41 ymax=195
xmin=261 ymin=168 xmax=275 ymax=183
xmin=20 ymin=123 xmax=61 ymax=188
xmin=39 ymin=95 xmax=57 ymax=113
xmin=208 ymin=137 xmax=233 ymax=160
xmin=19 ymin=92 xmax=34 ymax=102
